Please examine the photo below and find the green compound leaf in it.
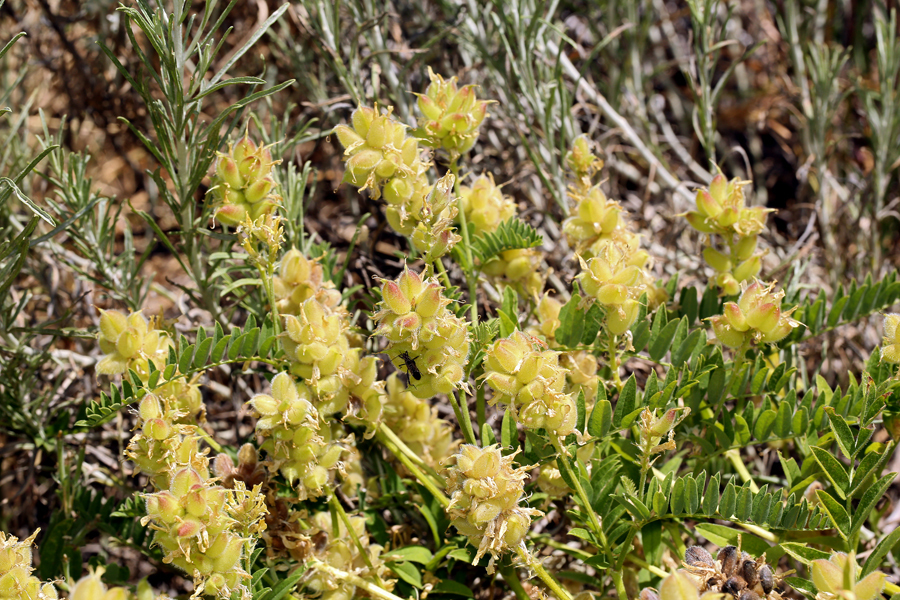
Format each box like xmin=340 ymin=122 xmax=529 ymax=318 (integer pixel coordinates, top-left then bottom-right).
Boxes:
xmin=810 ymin=446 xmax=850 ymax=498
xmin=816 ymin=490 xmax=850 ymax=540
xmin=470 ymin=217 xmax=543 ymax=263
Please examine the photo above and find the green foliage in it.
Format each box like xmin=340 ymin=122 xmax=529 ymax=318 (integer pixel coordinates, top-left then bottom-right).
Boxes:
xmin=469 ymin=217 xmax=543 ymax=263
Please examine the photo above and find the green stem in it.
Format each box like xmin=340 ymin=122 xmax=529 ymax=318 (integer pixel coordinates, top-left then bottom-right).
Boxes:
xmin=435 ymin=258 xmax=453 ymax=290
xmin=501 ymin=566 xmax=531 ymax=600
xmin=550 ymin=436 xmax=608 ymax=553
xmin=449 ymin=389 xmax=478 ymax=446
xmin=476 ymin=384 xmax=487 ymax=441
xmin=328 ymin=494 xmax=382 ymax=583
xmin=514 ymin=544 xmax=574 ymax=600
xmin=611 ymin=570 xmax=629 ymax=600
xmin=726 ymin=448 xmax=759 ymax=493
xmin=608 ymin=332 xmax=622 ymax=391
xmin=449 ymin=158 xmax=479 ymax=327
xmin=375 ymin=425 xmax=449 ymax=508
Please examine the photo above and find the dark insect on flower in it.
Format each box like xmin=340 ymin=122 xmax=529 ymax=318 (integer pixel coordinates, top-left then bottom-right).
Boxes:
xmin=394 ymin=351 xmax=422 ymax=380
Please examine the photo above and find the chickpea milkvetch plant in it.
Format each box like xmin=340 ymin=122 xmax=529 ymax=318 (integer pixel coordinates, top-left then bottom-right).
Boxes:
xmin=5 ymin=1 xmax=900 ymax=600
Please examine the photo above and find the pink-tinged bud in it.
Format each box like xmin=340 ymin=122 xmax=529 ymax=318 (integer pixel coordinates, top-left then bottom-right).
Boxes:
xmin=733 ymin=234 xmax=758 ymax=260
xmin=715 ymin=207 xmax=740 ymax=228
xmin=758 ymin=318 xmax=795 ymax=343
xmin=216 ymin=155 xmax=244 ymax=189
xmin=177 ymin=517 xmax=203 ymax=539
xmin=215 ymin=202 xmax=249 ymax=227
xmin=716 ymin=272 xmax=741 ymax=296
xmin=684 ymin=211 xmax=717 ymax=233
xmin=334 ymin=124 xmax=364 ymax=150
xmin=703 ymin=246 xmax=731 ymax=272
xmin=395 ymin=312 xmax=423 ymax=335
xmin=648 ymin=409 xmax=679 ymax=437
xmin=138 ymin=394 xmax=162 ymax=421
xmin=245 ymin=178 xmax=274 ymax=204
xmin=417 ymin=94 xmax=443 ymax=120
xmin=171 ymin=468 xmax=204 ymax=497
xmin=711 ymin=316 xmax=747 ymax=349
xmin=99 ymin=309 xmax=128 ymax=341
xmin=233 ymin=137 xmax=257 ymax=164
xmin=398 ymin=268 xmax=425 ymax=300
xmin=365 ymin=117 xmax=389 ymax=149
xmin=608 ymin=300 xmax=640 ymax=335
xmin=696 ymin=189 xmax=722 ymax=218
xmin=116 ymin=329 xmax=141 ymax=358
xmin=746 ymin=302 xmax=780 ymax=334
xmin=147 ymin=491 xmax=180 ymax=522
xmin=596 ymin=283 xmax=629 ymax=305
xmin=184 ymin=489 xmax=208 ymax=517
xmin=709 ymin=173 xmax=727 ymax=202
xmin=738 ymin=280 xmax=766 ymax=313
xmin=382 ymin=281 xmax=412 ymax=315
xmin=733 ymin=255 xmax=762 ymax=282
xmin=416 ymin=284 xmax=443 ymax=317
xmin=351 ymin=106 xmax=375 ymax=137
xmin=723 ymin=302 xmax=749 ymax=332
xmin=143 ymin=418 xmax=171 ymax=441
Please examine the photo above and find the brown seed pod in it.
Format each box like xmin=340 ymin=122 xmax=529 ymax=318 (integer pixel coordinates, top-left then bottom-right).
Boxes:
xmin=718 ymin=545 xmax=740 ymax=577
xmin=640 ymin=588 xmax=660 ymax=600
xmin=740 ymin=591 xmax=760 ymax=600
xmin=722 ymin=576 xmax=747 ymax=596
xmin=758 ymin=564 xmax=775 ymax=595
xmin=685 ymin=545 xmax=715 ymax=567
xmin=742 ymin=559 xmax=759 ymax=587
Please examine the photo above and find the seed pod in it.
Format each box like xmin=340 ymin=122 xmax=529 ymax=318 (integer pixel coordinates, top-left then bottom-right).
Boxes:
xmin=742 ymin=560 xmax=759 ymax=588
xmin=739 ymin=591 xmax=760 ymax=600
xmin=722 ymin=576 xmax=746 ymax=596
xmin=639 ymin=588 xmax=660 ymax=600
xmin=758 ymin=564 xmax=774 ymax=595
xmin=718 ymin=545 xmax=740 ymax=576
xmin=685 ymin=545 xmax=715 ymax=567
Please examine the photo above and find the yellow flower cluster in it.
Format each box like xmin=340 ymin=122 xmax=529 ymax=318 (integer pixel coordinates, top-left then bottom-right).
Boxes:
xmin=445 ymin=445 xmax=542 ymax=572
xmin=0 ymin=531 xmax=57 ymax=600
xmin=415 ymin=67 xmax=489 ymax=157
xmin=374 ymin=267 xmax=470 ymax=399
xmin=563 ymin=136 xmax=662 ymax=333
xmin=276 ymin=250 xmax=384 ymax=428
xmin=302 ymin=512 xmax=396 ymax=600
xmin=248 ymin=372 xmax=361 ymax=500
xmin=530 ymin=293 xmax=599 ymax=400
xmin=97 ymin=309 xmax=203 ymax=422
xmin=881 ymin=313 xmax=900 ymax=364
xmin=209 ymin=136 xmax=281 ymax=227
xmin=709 ymin=281 xmax=799 ymax=349
xmin=684 ymin=174 xmax=772 ymax=295
xmin=483 ymin=331 xmax=576 ymax=437
xmin=382 ymin=373 xmax=458 ymax=469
